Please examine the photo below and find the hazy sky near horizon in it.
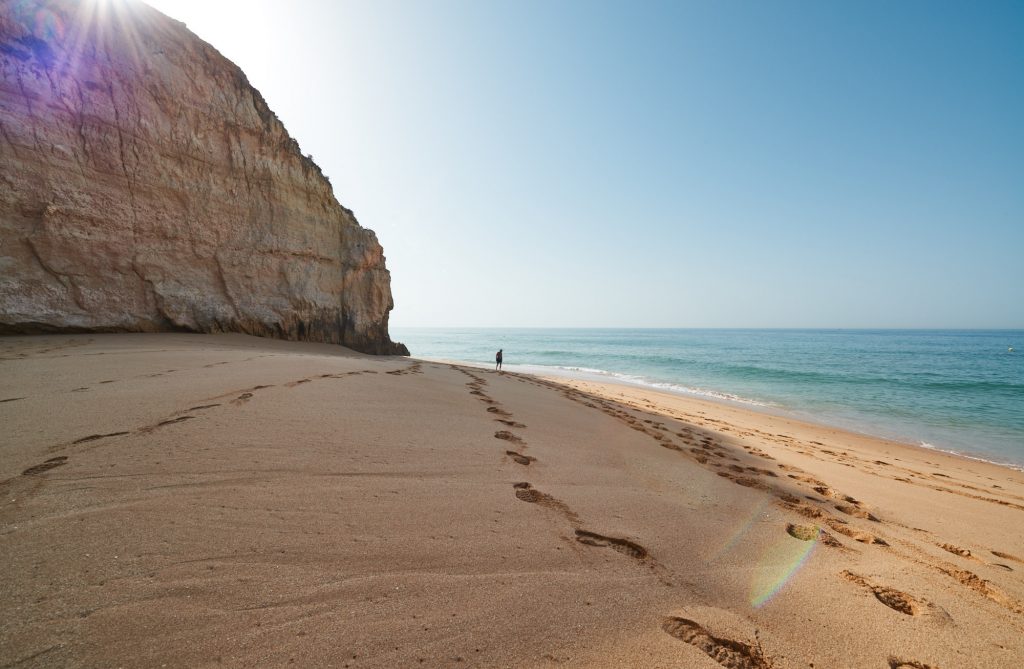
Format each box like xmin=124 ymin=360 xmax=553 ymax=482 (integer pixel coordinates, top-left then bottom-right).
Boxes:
xmin=142 ymin=0 xmax=1024 ymax=328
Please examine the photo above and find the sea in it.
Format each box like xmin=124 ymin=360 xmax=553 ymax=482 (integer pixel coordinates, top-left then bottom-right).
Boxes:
xmin=390 ymin=328 xmax=1024 ymax=470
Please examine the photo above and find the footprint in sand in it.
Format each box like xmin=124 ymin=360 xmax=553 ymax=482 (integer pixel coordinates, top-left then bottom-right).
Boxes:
xmin=72 ymin=431 xmax=130 ymax=444
xmin=575 ymin=529 xmax=673 ymax=585
xmin=509 ymin=483 xmax=672 ymax=584
xmin=494 ymin=431 xmax=525 ymax=444
xmin=574 ymin=529 xmax=648 ymax=561
xmin=990 ymin=549 xmax=1024 ymax=565
xmin=514 ymin=483 xmax=554 ymax=505
xmin=506 ymin=451 xmax=536 ymax=466
xmin=785 ymin=523 xmax=842 ymax=547
xmin=841 ymin=571 xmax=927 ymax=616
xmin=22 ymin=456 xmax=69 ymax=476
xmin=386 ymin=362 xmax=423 ymax=376
xmin=511 ymin=483 xmax=579 ymax=523
xmin=937 ymin=543 xmax=985 ymax=563
xmin=812 ymin=485 xmax=859 ymax=504
xmin=716 ymin=471 xmax=770 ymax=491
xmin=935 ymin=565 xmax=1023 ymax=614
xmin=834 ymin=504 xmax=879 ymax=521
xmin=157 ymin=416 xmax=194 ymax=426
xmin=889 ymin=658 xmax=940 ymax=669
xmin=486 ymin=406 xmax=512 ymax=417
xmin=779 ymin=496 xmax=877 ymax=540
xmin=189 ymin=404 xmax=221 ymax=411
xmin=494 ymin=419 xmax=527 ymax=428
xmin=824 ymin=518 xmax=888 ymax=546
xmin=790 ymin=474 xmax=825 ymax=485
xmin=661 ymin=617 xmax=771 ymax=669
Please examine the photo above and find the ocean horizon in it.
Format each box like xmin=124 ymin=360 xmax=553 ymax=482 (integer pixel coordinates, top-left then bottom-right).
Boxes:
xmin=392 ymin=327 xmax=1024 ymax=469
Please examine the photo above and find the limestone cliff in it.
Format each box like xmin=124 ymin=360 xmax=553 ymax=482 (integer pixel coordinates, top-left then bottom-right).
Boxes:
xmin=0 ymin=0 xmax=408 ymax=355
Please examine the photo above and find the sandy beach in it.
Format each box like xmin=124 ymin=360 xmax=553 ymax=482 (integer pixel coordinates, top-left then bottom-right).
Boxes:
xmin=2 ymin=333 xmax=1023 ymax=668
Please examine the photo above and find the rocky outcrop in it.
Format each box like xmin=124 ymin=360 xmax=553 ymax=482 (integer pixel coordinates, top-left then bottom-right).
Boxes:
xmin=0 ymin=0 xmax=407 ymax=355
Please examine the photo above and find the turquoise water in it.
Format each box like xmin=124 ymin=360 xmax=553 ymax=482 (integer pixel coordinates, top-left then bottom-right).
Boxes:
xmin=391 ymin=328 xmax=1024 ymax=468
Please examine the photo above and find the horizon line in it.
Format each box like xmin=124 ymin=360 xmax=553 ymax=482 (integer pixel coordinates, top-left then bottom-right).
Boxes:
xmin=390 ymin=325 xmax=1024 ymax=332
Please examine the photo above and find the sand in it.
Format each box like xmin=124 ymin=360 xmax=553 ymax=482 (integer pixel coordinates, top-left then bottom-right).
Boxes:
xmin=1 ymin=333 xmax=1023 ymax=668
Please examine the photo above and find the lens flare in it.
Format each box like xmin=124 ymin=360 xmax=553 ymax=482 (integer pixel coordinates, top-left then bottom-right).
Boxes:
xmin=705 ymin=498 xmax=819 ymax=609
xmin=34 ymin=7 xmax=65 ymax=41
xmin=8 ymin=1 xmax=64 ymax=42
xmin=709 ymin=498 xmax=771 ymax=561
xmin=749 ymin=528 xmax=818 ymax=608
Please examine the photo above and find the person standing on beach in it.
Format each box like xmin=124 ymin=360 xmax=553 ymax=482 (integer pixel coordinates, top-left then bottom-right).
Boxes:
xmin=495 ymin=349 xmax=503 ymax=371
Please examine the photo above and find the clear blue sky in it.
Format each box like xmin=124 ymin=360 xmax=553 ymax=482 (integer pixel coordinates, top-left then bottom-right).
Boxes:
xmin=144 ymin=0 xmax=1024 ymax=328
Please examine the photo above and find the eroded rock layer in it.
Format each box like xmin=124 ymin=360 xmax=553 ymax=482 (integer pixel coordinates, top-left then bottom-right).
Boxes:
xmin=0 ymin=0 xmax=407 ymax=355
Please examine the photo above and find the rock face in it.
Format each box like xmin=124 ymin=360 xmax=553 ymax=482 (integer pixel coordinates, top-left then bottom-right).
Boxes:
xmin=0 ymin=0 xmax=408 ymax=355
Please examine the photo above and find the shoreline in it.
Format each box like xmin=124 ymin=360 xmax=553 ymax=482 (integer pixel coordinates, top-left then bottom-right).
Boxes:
xmin=534 ymin=373 xmax=1024 ymax=481
xmin=418 ymin=355 xmax=1024 ymax=473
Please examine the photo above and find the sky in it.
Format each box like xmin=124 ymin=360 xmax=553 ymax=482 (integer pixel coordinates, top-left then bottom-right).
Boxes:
xmin=141 ymin=0 xmax=1024 ymax=328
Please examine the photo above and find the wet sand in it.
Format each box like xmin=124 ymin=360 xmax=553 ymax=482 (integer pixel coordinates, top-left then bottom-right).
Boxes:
xmin=2 ymin=334 xmax=1023 ymax=668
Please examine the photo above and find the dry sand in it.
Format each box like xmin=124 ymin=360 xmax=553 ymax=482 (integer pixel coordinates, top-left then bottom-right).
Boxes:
xmin=2 ymin=333 xmax=1023 ymax=668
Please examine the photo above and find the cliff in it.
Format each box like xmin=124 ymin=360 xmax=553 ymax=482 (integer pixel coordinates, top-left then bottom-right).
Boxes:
xmin=0 ymin=0 xmax=408 ymax=355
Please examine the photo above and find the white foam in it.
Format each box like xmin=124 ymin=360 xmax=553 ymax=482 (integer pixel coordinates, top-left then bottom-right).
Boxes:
xmin=515 ymin=364 xmax=775 ymax=408
xmin=918 ymin=441 xmax=1023 ymax=471
xmin=552 ymin=365 xmax=615 ymax=375
xmin=645 ymin=381 xmax=775 ymax=407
